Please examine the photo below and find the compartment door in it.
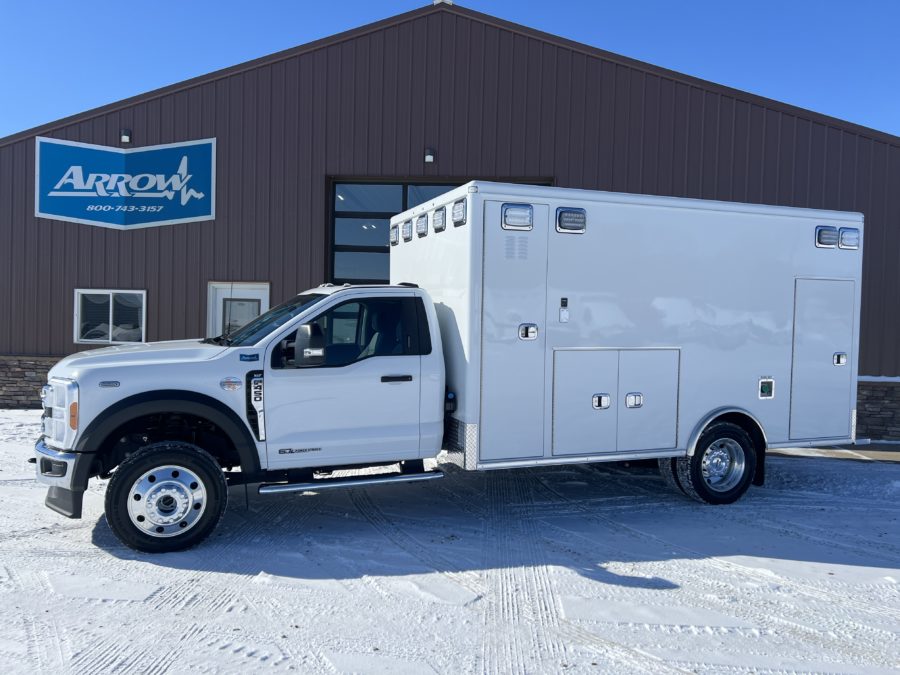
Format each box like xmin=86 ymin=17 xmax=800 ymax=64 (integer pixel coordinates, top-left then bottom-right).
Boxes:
xmin=552 ymin=350 xmax=619 ymax=456
xmin=617 ymin=350 xmax=680 ymax=452
xmin=790 ymin=279 xmax=855 ymax=440
xmin=479 ymin=200 xmax=550 ymax=462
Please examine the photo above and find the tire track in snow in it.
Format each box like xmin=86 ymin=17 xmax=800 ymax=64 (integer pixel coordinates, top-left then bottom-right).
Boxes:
xmin=148 ymin=489 xmax=324 ymax=614
xmin=584 ymin=464 xmax=900 ymax=620
xmin=348 ymin=488 xmax=485 ymax=597
xmin=495 ymin=470 xmax=569 ymax=669
xmin=480 ymin=470 xmax=527 ymax=675
xmin=62 ymin=490 xmax=324 ymax=674
xmin=527 ymin=469 xmax=899 ymax=671
xmin=134 ymin=491 xmax=327 ymax=672
xmin=0 ymin=521 xmax=92 ymax=544
xmin=25 ymin=614 xmax=66 ymax=674
xmin=442 ymin=468 xmax=675 ymax=674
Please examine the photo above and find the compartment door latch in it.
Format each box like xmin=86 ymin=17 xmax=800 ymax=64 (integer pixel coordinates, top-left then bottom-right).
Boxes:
xmin=518 ymin=324 xmax=538 ymax=340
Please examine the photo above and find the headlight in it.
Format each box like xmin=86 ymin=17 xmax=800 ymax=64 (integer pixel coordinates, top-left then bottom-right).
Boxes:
xmin=42 ymin=378 xmax=79 ymax=449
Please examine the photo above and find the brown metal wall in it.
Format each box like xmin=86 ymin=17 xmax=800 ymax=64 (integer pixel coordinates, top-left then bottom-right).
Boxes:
xmin=1 ymin=6 xmax=899 ymax=374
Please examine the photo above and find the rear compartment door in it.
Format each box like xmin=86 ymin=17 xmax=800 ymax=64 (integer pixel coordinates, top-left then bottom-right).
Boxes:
xmin=617 ymin=349 xmax=680 ymax=452
xmin=479 ymin=200 xmax=550 ymax=462
xmin=790 ymin=279 xmax=855 ymax=440
xmin=552 ymin=349 xmax=619 ymax=455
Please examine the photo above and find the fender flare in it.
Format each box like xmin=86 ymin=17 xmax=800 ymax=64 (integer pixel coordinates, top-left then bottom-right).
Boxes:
xmin=686 ymin=406 xmax=768 ymax=457
xmin=74 ymin=390 xmax=262 ymax=477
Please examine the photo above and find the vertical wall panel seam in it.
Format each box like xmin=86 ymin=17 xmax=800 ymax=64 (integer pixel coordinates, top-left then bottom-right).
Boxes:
xmin=711 ymin=94 xmax=720 ymax=198
xmin=743 ymin=104 xmax=751 ymax=202
xmin=805 ymin=121 xmax=813 ymax=206
xmin=698 ymin=89 xmax=706 ymax=198
xmin=654 ymin=76 xmax=662 ymax=195
xmin=790 ymin=117 xmax=797 ymax=206
xmin=728 ymin=99 xmax=736 ymax=201
xmin=638 ymin=73 xmax=646 ymax=193
xmin=878 ymin=147 xmax=891 ymax=373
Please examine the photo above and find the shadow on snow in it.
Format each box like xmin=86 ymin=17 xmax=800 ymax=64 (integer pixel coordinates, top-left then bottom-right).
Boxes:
xmin=91 ymin=457 xmax=900 ymax=590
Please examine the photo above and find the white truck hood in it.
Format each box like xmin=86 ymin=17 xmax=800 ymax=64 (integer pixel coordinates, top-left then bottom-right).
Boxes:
xmin=49 ymin=340 xmax=228 ymax=378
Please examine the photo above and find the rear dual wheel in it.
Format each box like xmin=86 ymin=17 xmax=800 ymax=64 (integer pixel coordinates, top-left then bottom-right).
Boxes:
xmin=105 ymin=442 xmax=227 ymax=553
xmin=660 ymin=422 xmax=757 ymax=505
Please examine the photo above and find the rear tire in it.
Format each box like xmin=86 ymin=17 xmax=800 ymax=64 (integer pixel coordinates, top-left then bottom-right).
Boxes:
xmin=657 ymin=457 xmax=687 ymax=496
xmin=104 ymin=441 xmax=227 ymax=553
xmin=676 ymin=422 xmax=756 ymax=505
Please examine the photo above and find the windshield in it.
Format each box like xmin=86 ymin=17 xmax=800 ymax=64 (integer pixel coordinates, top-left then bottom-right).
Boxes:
xmin=222 ymin=293 xmax=326 ymax=346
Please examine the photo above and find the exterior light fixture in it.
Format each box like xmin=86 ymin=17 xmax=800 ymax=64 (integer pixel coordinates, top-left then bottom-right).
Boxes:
xmin=120 ymin=129 xmax=132 ymax=144
xmin=424 ymin=148 xmax=435 ymax=163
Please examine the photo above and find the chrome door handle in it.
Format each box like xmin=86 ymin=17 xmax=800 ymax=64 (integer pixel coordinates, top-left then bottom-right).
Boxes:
xmin=518 ymin=324 xmax=538 ymax=340
xmin=592 ymin=394 xmax=611 ymax=410
xmin=625 ymin=393 xmax=643 ymax=408
xmin=833 ymin=352 xmax=847 ymax=366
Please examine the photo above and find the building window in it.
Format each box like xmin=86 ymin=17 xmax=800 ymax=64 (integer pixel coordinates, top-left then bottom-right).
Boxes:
xmin=74 ymin=289 xmax=146 ymax=344
xmin=332 ymin=182 xmax=457 ymax=284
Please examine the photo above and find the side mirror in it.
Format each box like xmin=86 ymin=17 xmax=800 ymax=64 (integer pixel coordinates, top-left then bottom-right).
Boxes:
xmin=294 ymin=322 xmax=325 ymax=367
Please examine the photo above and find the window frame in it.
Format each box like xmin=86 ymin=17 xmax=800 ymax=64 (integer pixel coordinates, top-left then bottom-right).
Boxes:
xmin=270 ymin=295 xmax=424 ymax=370
xmin=73 ymin=288 xmax=147 ymax=345
xmin=330 ymin=182 xmax=458 ymax=285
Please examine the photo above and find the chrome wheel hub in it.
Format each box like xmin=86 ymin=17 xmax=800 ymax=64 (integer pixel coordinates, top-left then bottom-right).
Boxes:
xmin=700 ymin=439 xmax=745 ymax=492
xmin=126 ymin=465 xmax=207 ymax=538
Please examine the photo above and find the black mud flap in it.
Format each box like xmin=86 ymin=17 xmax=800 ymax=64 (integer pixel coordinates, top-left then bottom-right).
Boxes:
xmin=752 ymin=450 xmax=766 ymax=486
xmin=46 ymin=487 xmax=85 ymax=519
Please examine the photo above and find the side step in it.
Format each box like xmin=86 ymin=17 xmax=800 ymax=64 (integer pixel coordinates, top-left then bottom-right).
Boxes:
xmin=258 ymin=470 xmax=443 ymax=495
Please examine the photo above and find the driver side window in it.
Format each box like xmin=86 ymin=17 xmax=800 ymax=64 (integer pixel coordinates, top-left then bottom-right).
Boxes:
xmin=272 ymin=297 xmax=421 ymax=369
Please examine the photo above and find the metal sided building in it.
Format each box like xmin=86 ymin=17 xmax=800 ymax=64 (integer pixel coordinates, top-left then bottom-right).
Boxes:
xmin=1 ymin=1 xmax=899 ymax=438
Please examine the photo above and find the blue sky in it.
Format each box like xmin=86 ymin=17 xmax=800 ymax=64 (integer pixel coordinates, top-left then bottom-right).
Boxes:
xmin=1 ymin=0 xmax=897 ymax=139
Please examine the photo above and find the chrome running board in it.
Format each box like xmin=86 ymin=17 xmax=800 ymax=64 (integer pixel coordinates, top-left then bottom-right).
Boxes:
xmin=258 ymin=470 xmax=443 ymax=495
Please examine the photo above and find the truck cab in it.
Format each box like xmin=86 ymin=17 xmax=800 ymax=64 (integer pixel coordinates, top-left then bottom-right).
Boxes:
xmin=35 ymin=284 xmax=445 ymax=552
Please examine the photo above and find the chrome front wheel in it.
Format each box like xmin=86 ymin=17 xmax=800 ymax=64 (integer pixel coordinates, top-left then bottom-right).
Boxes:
xmin=126 ymin=465 xmax=208 ymax=537
xmin=105 ymin=442 xmax=227 ymax=553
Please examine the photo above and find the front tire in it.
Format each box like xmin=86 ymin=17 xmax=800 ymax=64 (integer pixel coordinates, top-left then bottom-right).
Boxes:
xmin=675 ymin=422 xmax=756 ymax=505
xmin=104 ymin=442 xmax=227 ymax=553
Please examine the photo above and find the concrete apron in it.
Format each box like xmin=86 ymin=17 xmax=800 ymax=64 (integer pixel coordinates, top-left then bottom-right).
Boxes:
xmin=769 ymin=443 xmax=900 ymax=463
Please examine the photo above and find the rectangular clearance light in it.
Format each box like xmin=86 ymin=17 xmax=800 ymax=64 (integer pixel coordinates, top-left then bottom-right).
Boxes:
xmin=402 ymin=220 xmax=413 ymax=241
xmin=839 ymin=227 xmax=860 ymax=250
xmin=451 ymin=199 xmax=467 ymax=226
xmin=416 ymin=214 xmax=428 ymax=237
xmin=433 ymin=207 xmax=446 ymax=232
xmin=389 ymin=224 xmax=399 ymax=246
xmin=815 ymin=225 xmax=839 ymax=248
xmin=556 ymin=207 xmax=586 ymax=233
xmin=502 ymin=203 xmax=533 ymax=230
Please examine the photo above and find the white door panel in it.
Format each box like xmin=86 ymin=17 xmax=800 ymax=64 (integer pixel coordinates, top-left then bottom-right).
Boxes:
xmin=617 ymin=349 xmax=679 ymax=452
xmin=265 ymin=355 xmax=421 ymax=468
xmin=552 ymin=350 xmax=619 ymax=456
xmin=479 ymin=200 xmax=550 ymax=462
xmin=790 ymin=279 xmax=855 ymax=439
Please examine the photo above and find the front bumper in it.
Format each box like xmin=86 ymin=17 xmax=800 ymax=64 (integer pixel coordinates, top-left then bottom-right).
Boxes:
xmin=35 ymin=439 xmax=78 ymax=488
xmin=34 ymin=439 xmax=92 ymax=518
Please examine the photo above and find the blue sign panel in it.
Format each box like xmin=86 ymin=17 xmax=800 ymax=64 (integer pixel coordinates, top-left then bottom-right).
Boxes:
xmin=35 ymin=137 xmax=215 ymax=229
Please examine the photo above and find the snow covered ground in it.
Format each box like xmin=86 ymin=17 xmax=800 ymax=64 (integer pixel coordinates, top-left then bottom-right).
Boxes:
xmin=1 ymin=408 xmax=898 ymax=674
